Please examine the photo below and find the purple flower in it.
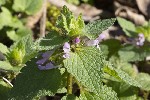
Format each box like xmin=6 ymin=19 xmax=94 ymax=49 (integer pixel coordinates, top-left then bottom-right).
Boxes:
xmin=74 ymin=37 xmax=80 ymax=44
xmin=63 ymin=53 xmax=70 ymax=58
xmin=97 ymin=33 xmax=106 ymax=41
xmin=63 ymin=42 xmax=70 ymax=58
xmin=86 ymin=39 xmax=99 ymax=47
xmin=63 ymin=42 xmax=70 ymax=53
xmin=36 ymin=51 xmax=56 ymax=70
xmin=136 ymin=33 xmax=145 ymax=46
xmin=38 ymin=62 xmax=56 ymax=70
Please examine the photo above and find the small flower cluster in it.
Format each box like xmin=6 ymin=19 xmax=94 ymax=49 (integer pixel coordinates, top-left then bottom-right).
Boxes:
xmin=36 ymin=51 xmax=56 ymax=70
xmin=63 ymin=42 xmax=71 ymax=58
xmin=136 ymin=33 xmax=145 ymax=46
xmin=86 ymin=33 xmax=106 ymax=48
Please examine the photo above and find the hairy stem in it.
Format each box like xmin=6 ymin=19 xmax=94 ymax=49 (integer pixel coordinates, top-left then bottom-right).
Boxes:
xmin=67 ymin=73 xmax=73 ymax=94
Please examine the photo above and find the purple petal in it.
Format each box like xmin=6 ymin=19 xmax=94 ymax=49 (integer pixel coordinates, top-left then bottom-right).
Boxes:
xmin=97 ymin=33 xmax=106 ymax=41
xmin=38 ymin=62 xmax=56 ymax=70
xmin=38 ymin=65 xmax=46 ymax=70
xmin=86 ymin=40 xmax=99 ymax=46
xmin=42 ymin=51 xmax=53 ymax=58
xmin=36 ymin=58 xmax=47 ymax=65
xmin=63 ymin=53 xmax=70 ymax=58
xmin=63 ymin=48 xmax=70 ymax=53
xmin=74 ymin=37 xmax=80 ymax=44
xmin=136 ymin=33 xmax=145 ymax=46
xmin=63 ymin=42 xmax=70 ymax=49
xmin=45 ymin=62 xmax=56 ymax=69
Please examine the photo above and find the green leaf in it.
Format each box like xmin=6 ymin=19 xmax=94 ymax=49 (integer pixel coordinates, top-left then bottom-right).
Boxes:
xmin=7 ymin=34 xmax=37 ymax=66
xmin=0 ymin=43 xmax=9 ymax=54
xmin=7 ymin=27 xmax=32 ymax=41
xmin=117 ymin=17 xmax=137 ymax=37
xmin=0 ymin=7 xmax=23 ymax=29
xmin=0 ymin=0 xmax=6 ymax=5
xmin=136 ymin=73 xmax=150 ymax=91
xmin=63 ymin=47 xmax=118 ymax=99
xmin=103 ymin=66 xmax=141 ymax=87
xmin=9 ymin=58 xmax=62 ymax=100
xmin=0 ymin=79 xmax=11 ymax=100
xmin=0 ymin=61 xmax=13 ymax=70
xmin=62 ymin=94 xmax=79 ymax=100
xmin=136 ymin=24 xmax=150 ymax=41
xmin=107 ymin=80 xmax=138 ymax=100
xmin=79 ymin=89 xmax=118 ymax=100
xmin=33 ymin=30 xmax=69 ymax=51
xmin=118 ymin=44 xmax=149 ymax=62
xmin=56 ymin=5 xmax=85 ymax=36
xmin=13 ymin=0 xmax=43 ymax=15
xmin=84 ymin=18 xmax=116 ymax=39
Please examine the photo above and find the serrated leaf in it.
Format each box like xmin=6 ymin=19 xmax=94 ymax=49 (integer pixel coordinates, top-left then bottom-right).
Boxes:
xmin=103 ymin=66 xmax=141 ymax=87
xmin=79 ymin=88 xmax=118 ymax=100
xmin=9 ymin=58 xmax=62 ymax=100
xmin=117 ymin=17 xmax=137 ymax=37
xmin=33 ymin=30 xmax=69 ymax=51
xmin=13 ymin=0 xmax=43 ymax=15
xmin=63 ymin=47 xmax=118 ymax=99
xmin=56 ymin=6 xmax=85 ymax=36
xmin=84 ymin=18 xmax=116 ymax=39
xmin=136 ymin=73 xmax=150 ymax=91
xmin=0 ymin=43 xmax=9 ymax=54
xmin=8 ymin=34 xmax=37 ymax=65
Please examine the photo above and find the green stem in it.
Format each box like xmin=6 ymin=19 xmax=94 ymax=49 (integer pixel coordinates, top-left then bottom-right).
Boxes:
xmin=143 ymin=91 xmax=149 ymax=100
xmin=67 ymin=73 xmax=73 ymax=94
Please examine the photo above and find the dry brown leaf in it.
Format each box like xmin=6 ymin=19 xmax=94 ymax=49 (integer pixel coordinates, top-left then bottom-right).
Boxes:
xmin=136 ymin=0 xmax=150 ymax=18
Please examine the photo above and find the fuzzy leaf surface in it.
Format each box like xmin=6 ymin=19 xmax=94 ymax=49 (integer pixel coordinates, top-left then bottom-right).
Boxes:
xmin=33 ymin=31 xmax=68 ymax=51
xmin=79 ymin=88 xmax=118 ymax=100
xmin=63 ymin=47 xmax=118 ymax=99
xmin=136 ymin=73 xmax=150 ymax=91
xmin=56 ymin=5 xmax=85 ymax=36
xmin=9 ymin=58 xmax=62 ymax=100
xmin=84 ymin=18 xmax=116 ymax=39
xmin=103 ymin=66 xmax=141 ymax=87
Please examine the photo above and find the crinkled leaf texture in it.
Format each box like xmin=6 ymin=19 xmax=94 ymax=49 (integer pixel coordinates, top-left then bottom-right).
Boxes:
xmin=13 ymin=0 xmax=43 ymax=15
xmin=79 ymin=89 xmax=118 ymax=100
xmin=63 ymin=47 xmax=118 ymax=99
xmin=9 ymin=34 xmax=37 ymax=64
xmin=9 ymin=58 xmax=62 ymax=100
xmin=33 ymin=30 xmax=68 ymax=51
xmin=136 ymin=73 xmax=150 ymax=91
xmin=84 ymin=18 xmax=116 ymax=39
xmin=56 ymin=5 xmax=85 ymax=36
xmin=103 ymin=66 xmax=141 ymax=88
